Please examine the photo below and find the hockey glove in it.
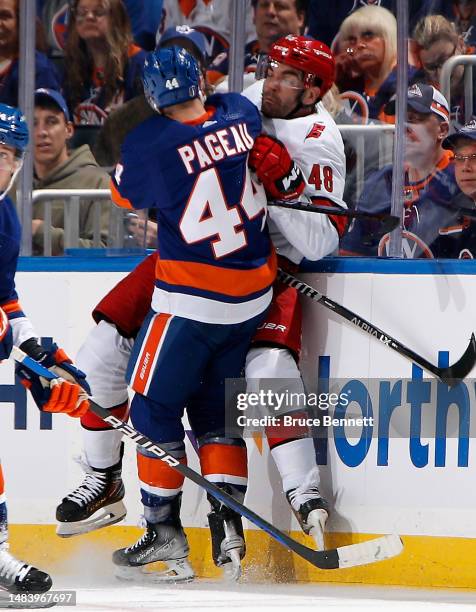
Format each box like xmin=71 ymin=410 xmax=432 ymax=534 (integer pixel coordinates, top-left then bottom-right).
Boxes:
xmin=249 ymin=134 xmax=305 ymax=201
xmin=0 ymin=306 xmax=12 ymax=361
xmin=15 ymin=338 xmax=90 ymax=418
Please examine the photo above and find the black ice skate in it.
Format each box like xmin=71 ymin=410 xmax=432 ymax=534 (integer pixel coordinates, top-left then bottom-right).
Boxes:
xmin=287 ymin=485 xmax=329 ymax=550
xmin=56 ymin=457 xmax=126 ymax=537
xmin=0 ymin=543 xmax=52 ymax=596
xmin=207 ymin=487 xmax=246 ymax=582
xmin=112 ymin=495 xmax=194 ymax=583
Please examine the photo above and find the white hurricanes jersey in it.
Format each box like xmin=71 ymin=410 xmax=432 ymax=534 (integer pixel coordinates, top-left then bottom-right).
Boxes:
xmin=243 ymin=80 xmax=347 ymax=264
xmin=157 ymin=0 xmax=256 ymax=60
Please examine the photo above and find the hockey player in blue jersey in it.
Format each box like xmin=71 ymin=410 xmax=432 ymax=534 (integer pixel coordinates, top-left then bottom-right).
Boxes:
xmin=110 ymin=46 xmax=281 ymax=581
xmin=54 ymin=38 xmax=343 ymax=581
xmin=0 ymin=104 xmax=91 ymax=596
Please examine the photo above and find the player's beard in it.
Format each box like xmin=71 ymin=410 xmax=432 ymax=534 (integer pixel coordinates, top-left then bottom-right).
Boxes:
xmin=262 ymin=92 xmax=299 ymax=119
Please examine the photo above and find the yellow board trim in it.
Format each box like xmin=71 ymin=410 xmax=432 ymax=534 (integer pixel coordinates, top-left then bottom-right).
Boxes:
xmin=9 ymin=525 xmax=476 ymax=588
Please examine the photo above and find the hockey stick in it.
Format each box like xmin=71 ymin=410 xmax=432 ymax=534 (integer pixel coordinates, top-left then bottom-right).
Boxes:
xmin=11 ymin=345 xmax=403 ymax=571
xmin=278 ymin=269 xmax=476 ymax=386
xmin=268 ymin=200 xmax=400 ymax=234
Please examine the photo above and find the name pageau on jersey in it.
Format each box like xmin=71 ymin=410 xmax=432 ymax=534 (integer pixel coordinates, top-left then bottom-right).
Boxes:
xmin=242 ymin=79 xmax=347 ymax=265
xmin=111 ymin=92 xmax=276 ymax=325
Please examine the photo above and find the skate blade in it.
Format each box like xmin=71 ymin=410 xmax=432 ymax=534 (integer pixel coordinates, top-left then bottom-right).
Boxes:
xmin=307 ymin=508 xmax=328 ymax=550
xmin=56 ymin=501 xmax=126 ymax=537
xmin=114 ymin=558 xmax=195 ymax=584
xmin=222 ymin=549 xmax=242 ymax=582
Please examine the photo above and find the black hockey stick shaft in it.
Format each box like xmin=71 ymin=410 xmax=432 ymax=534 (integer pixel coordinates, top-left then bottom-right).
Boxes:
xmin=11 ymin=346 xmax=402 ymax=571
xmin=268 ymin=200 xmax=400 ymax=234
xmin=278 ymin=270 xmax=476 ymax=386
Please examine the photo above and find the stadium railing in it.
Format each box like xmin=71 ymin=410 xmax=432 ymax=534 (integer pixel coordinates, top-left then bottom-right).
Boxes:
xmin=31 ymin=124 xmax=395 ymax=255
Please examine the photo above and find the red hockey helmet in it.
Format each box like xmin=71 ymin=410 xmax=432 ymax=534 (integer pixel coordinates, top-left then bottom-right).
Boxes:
xmin=267 ymin=35 xmax=335 ymax=97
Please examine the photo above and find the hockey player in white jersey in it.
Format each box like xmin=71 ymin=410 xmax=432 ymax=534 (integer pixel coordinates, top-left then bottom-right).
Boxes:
xmin=244 ymin=35 xmax=347 ymax=552
xmin=55 ymin=36 xmax=347 ymax=579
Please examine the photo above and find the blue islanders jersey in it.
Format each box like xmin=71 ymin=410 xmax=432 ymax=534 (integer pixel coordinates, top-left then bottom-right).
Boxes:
xmin=111 ymin=93 xmax=276 ymax=324
xmin=0 ymin=196 xmax=25 ymax=321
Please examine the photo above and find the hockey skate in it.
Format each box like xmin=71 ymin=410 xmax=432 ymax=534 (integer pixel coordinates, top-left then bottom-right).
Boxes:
xmin=287 ymin=485 xmax=329 ymax=550
xmin=56 ymin=457 xmax=126 ymax=537
xmin=0 ymin=543 xmax=52 ymax=596
xmin=112 ymin=495 xmax=194 ymax=583
xmin=207 ymin=489 xmax=246 ymax=582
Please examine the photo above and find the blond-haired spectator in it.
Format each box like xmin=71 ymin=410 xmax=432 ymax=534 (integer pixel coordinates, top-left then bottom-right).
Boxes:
xmin=334 ymin=4 xmax=418 ymax=122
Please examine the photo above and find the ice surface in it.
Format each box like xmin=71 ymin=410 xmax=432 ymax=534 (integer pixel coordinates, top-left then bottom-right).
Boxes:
xmin=45 ymin=580 xmax=476 ymax=612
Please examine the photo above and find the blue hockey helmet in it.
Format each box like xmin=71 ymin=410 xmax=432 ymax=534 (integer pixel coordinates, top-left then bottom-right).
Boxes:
xmin=0 ymin=103 xmax=29 ymax=155
xmin=142 ymin=46 xmax=201 ymax=112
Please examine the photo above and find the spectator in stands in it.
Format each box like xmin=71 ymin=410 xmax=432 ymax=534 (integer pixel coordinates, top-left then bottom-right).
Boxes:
xmin=40 ymin=0 xmax=163 ymax=57
xmin=308 ymin=1 xmax=454 ymax=48
xmin=334 ymin=4 xmax=417 ymax=122
xmin=413 ymin=14 xmax=475 ymax=129
xmin=411 ymin=0 xmax=476 ymax=47
xmin=63 ymin=0 xmax=146 ymax=132
xmin=207 ymin=0 xmax=306 ymax=90
xmin=439 ymin=118 xmax=476 ymax=258
xmin=451 ymin=0 xmax=476 ymax=46
xmin=156 ymin=0 xmax=256 ymax=64
xmin=340 ymin=84 xmax=464 ymax=258
xmin=0 ymin=0 xmax=61 ymax=106
xmin=22 ymin=89 xmax=112 ymax=255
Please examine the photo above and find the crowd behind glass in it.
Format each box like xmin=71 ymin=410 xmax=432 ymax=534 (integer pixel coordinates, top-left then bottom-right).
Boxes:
xmin=10 ymin=0 xmax=476 ymax=259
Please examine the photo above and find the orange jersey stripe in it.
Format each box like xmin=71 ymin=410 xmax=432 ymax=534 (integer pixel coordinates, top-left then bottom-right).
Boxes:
xmin=137 ymin=452 xmax=186 ymax=489
xmin=199 ymin=443 xmax=247 ymax=478
xmin=110 ymin=178 xmax=134 ymax=210
xmin=133 ymin=313 xmax=172 ymax=395
xmin=1 ymin=299 xmax=22 ymax=315
xmin=183 ymin=109 xmax=215 ymax=126
xmin=155 ymin=250 xmax=277 ymax=298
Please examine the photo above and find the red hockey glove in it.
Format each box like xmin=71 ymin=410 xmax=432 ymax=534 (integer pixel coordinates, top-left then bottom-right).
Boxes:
xmin=0 ymin=307 xmax=12 ymax=361
xmin=15 ymin=339 xmax=90 ymax=418
xmin=249 ymin=134 xmax=305 ymax=201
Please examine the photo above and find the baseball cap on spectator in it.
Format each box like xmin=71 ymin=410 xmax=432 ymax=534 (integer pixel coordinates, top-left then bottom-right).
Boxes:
xmin=442 ymin=118 xmax=476 ymax=150
xmin=385 ymin=83 xmax=450 ymax=121
xmin=34 ymin=88 xmax=71 ymax=122
xmin=157 ymin=26 xmax=207 ymax=67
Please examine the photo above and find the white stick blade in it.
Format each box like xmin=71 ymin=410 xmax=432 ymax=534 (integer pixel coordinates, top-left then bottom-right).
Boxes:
xmin=337 ymin=534 xmax=403 ymax=568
